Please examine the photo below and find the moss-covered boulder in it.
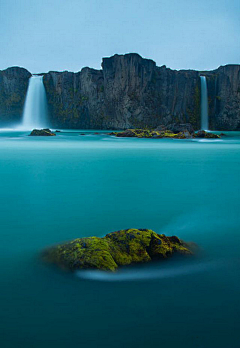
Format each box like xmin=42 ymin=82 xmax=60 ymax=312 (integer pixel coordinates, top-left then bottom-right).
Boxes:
xmin=42 ymin=229 xmax=194 ymax=272
xmin=195 ymin=130 xmax=220 ymax=139
xmin=29 ymin=129 xmax=56 ymax=136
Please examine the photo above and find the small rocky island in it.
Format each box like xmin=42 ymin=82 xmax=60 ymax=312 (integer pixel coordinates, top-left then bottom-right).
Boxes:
xmin=29 ymin=129 xmax=56 ymax=136
xmin=42 ymin=228 xmax=195 ymax=272
xmin=110 ymin=124 xmax=220 ymax=139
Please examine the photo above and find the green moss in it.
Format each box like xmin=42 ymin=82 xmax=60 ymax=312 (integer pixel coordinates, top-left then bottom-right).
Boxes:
xmin=106 ymin=229 xmax=153 ymax=265
xmin=115 ymin=129 xmax=178 ymax=139
xmin=43 ymin=228 xmax=193 ymax=272
xmin=46 ymin=236 xmax=118 ymax=271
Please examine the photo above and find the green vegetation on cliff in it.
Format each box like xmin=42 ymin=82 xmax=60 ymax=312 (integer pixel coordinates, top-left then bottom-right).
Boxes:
xmin=42 ymin=228 xmax=193 ymax=272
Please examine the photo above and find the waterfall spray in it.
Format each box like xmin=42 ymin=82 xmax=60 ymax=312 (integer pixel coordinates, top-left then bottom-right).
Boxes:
xmin=21 ymin=75 xmax=49 ymax=130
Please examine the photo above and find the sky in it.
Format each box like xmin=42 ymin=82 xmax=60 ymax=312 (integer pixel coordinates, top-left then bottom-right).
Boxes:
xmin=0 ymin=0 xmax=239 ymax=73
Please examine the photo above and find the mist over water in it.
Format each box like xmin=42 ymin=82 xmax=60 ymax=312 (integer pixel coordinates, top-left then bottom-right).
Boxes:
xmin=200 ymin=76 xmax=209 ymax=130
xmin=76 ymin=259 xmax=223 ymax=282
xmin=0 ymin=131 xmax=239 ymax=348
xmin=19 ymin=75 xmax=49 ymax=130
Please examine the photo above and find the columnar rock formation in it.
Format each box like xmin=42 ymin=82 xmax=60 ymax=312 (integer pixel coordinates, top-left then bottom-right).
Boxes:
xmin=0 ymin=67 xmax=31 ymax=126
xmin=43 ymin=54 xmax=201 ymax=129
xmin=204 ymin=65 xmax=240 ymax=130
xmin=0 ymin=54 xmax=239 ymax=130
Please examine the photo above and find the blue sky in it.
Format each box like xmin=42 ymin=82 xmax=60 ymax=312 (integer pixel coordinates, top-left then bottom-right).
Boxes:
xmin=0 ymin=0 xmax=239 ymax=73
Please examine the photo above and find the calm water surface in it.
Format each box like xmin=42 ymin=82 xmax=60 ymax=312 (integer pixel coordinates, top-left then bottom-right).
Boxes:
xmin=0 ymin=130 xmax=239 ymax=348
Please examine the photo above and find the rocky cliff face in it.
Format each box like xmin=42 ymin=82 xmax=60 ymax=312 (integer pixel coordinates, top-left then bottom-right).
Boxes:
xmin=0 ymin=54 xmax=239 ymax=130
xmin=206 ymin=65 xmax=240 ymax=130
xmin=0 ymin=67 xmax=31 ymax=126
xmin=43 ymin=54 xmax=201 ymax=129
xmin=43 ymin=68 xmax=104 ymax=129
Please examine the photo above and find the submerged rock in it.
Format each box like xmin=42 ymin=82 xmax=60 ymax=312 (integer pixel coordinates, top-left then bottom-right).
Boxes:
xmin=42 ymin=228 xmax=194 ymax=272
xmin=29 ymin=129 xmax=56 ymax=136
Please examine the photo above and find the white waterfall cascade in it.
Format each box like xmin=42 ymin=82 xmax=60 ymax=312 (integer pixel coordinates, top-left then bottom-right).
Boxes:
xmin=200 ymin=76 xmax=209 ymax=130
xmin=20 ymin=75 xmax=49 ymax=130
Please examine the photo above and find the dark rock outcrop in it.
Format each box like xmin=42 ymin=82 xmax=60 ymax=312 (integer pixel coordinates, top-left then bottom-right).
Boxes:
xmin=29 ymin=129 xmax=56 ymax=136
xmin=195 ymin=130 xmax=220 ymax=139
xmin=112 ymin=128 xmax=220 ymax=139
xmin=0 ymin=55 xmax=239 ymax=130
xmin=164 ymin=123 xmax=195 ymax=134
xmin=42 ymin=228 xmax=194 ymax=272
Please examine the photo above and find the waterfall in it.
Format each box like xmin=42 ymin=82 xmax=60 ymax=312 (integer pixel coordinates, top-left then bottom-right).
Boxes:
xmin=200 ymin=76 xmax=209 ymax=130
xmin=21 ymin=75 xmax=49 ymax=130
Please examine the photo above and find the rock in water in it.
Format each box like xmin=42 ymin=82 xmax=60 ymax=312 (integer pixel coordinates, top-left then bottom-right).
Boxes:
xmin=42 ymin=229 xmax=194 ymax=272
xmin=195 ymin=130 xmax=220 ymax=139
xmin=110 ymin=128 xmax=194 ymax=139
xmin=111 ymin=128 xmax=221 ymax=140
xmin=29 ymin=129 xmax=56 ymax=136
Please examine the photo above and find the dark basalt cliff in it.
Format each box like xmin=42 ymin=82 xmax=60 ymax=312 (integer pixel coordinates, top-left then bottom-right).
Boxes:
xmin=0 ymin=54 xmax=239 ymax=130
xmin=205 ymin=65 xmax=240 ymax=130
xmin=43 ymin=54 xmax=201 ymax=129
xmin=0 ymin=67 xmax=31 ymax=126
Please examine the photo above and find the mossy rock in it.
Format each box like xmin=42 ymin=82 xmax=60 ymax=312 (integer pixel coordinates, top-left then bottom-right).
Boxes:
xmin=111 ymin=129 xmax=192 ymax=139
xmin=42 ymin=229 xmax=194 ymax=272
xmin=195 ymin=130 xmax=220 ymax=139
xmin=29 ymin=129 xmax=56 ymax=136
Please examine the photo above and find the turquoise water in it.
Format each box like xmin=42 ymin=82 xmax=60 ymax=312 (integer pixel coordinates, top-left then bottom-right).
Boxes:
xmin=0 ymin=130 xmax=240 ymax=348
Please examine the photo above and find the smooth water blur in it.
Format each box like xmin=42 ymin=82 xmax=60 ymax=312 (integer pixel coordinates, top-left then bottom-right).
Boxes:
xmin=19 ymin=76 xmax=49 ymax=130
xmin=0 ymin=130 xmax=239 ymax=348
xmin=200 ymin=76 xmax=209 ymax=130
